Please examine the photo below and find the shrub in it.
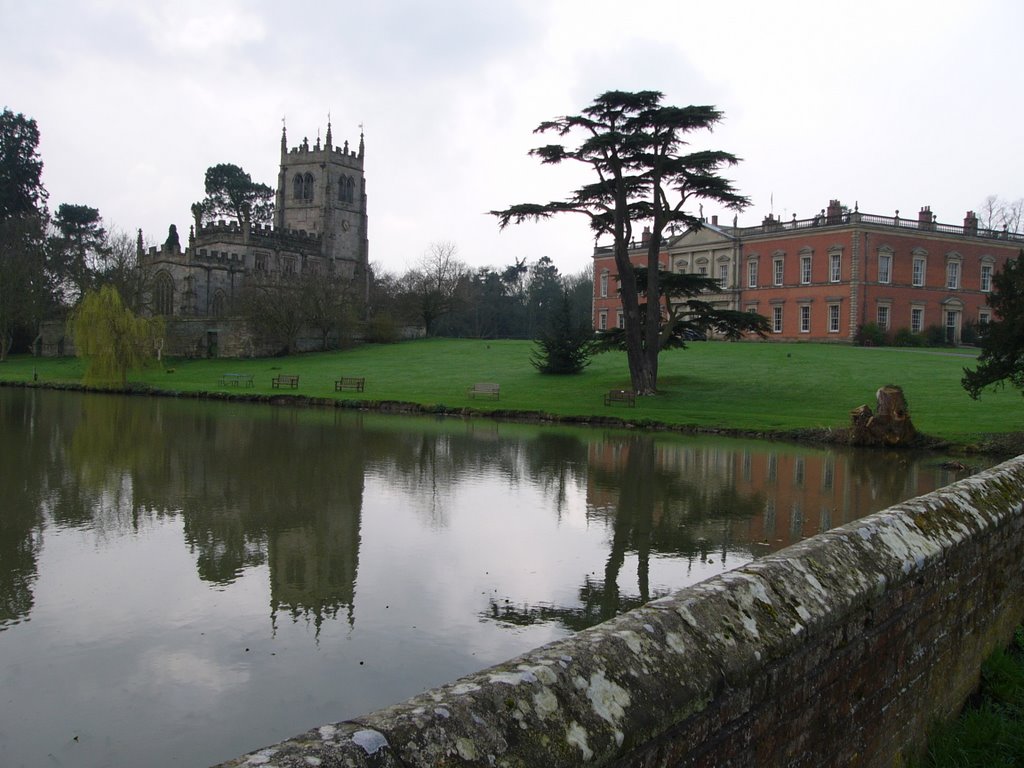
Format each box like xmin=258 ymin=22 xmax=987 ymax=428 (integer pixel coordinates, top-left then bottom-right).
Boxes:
xmin=893 ymin=328 xmax=924 ymax=347
xmin=924 ymin=324 xmax=950 ymax=347
xmin=855 ymin=322 xmax=888 ymax=347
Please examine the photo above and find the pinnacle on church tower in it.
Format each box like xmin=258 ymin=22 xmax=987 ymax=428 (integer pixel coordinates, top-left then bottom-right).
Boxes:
xmin=325 ymin=116 xmax=333 ymax=151
xmin=359 ymin=126 xmax=364 ymax=158
xmin=280 ymin=119 xmax=287 ymax=152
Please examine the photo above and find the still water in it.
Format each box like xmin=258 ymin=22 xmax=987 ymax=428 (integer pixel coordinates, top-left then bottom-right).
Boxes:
xmin=0 ymin=388 xmax=989 ymax=767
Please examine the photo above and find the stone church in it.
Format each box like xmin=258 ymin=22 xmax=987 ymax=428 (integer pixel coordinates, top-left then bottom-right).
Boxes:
xmin=137 ymin=121 xmax=369 ymax=356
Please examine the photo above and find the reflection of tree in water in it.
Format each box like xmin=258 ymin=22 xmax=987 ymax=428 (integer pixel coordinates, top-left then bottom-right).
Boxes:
xmin=0 ymin=390 xmax=52 ymax=629
xmin=55 ymin=395 xmax=367 ymax=633
xmin=364 ymin=422 xmax=590 ymax=528
xmin=486 ymin=434 xmax=765 ymax=632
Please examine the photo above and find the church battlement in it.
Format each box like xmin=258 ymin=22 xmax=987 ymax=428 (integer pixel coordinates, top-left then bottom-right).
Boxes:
xmin=196 ymin=220 xmax=323 ymax=245
xmin=281 ymin=120 xmax=364 ymax=170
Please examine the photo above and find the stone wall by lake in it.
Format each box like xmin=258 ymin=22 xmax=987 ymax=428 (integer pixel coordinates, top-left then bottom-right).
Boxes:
xmin=215 ymin=455 xmax=1024 ymax=767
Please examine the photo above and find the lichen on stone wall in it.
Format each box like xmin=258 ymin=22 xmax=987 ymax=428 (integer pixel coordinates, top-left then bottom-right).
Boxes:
xmin=213 ymin=456 xmax=1024 ymax=768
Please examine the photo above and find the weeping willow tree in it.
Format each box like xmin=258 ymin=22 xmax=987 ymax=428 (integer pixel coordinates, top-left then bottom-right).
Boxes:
xmin=69 ymin=286 xmax=164 ymax=387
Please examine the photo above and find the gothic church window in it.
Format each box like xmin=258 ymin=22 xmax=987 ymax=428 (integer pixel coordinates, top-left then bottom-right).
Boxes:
xmin=211 ymin=290 xmax=227 ymax=318
xmin=293 ymin=174 xmax=304 ymax=199
xmin=154 ymin=272 xmax=174 ymax=316
xmin=303 ymin=173 xmax=315 ymax=201
xmin=346 ymin=177 xmax=355 ymax=203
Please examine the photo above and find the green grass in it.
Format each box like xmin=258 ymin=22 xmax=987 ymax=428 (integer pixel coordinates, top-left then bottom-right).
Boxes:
xmin=912 ymin=629 xmax=1024 ymax=767
xmin=0 ymin=339 xmax=1019 ymax=445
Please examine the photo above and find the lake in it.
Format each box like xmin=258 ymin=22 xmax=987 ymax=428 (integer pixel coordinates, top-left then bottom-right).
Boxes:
xmin=0 ymin=387 xmax=988 ymax=767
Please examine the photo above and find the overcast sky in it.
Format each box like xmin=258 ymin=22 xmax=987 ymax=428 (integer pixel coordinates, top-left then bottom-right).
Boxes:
xmin=4 ymin=0 xmax=1023 ymax=276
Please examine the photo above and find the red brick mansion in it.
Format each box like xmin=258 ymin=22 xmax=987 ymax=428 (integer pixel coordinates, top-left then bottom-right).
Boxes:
xmin=592 ymin=200 xmax=1024 ymax=343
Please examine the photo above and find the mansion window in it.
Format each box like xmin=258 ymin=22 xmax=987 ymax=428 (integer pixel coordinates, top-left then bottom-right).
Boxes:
xmin=878 ymin=253 xmax=892 ymax=284
xmin=772 ymin=305 xmax=783 ymax=333
xmin=946 ymin=260 xmax=960 ymax=289
xmin=718 ymin=263 xmax=729 ymax=286
xmin=799 ymin=305 xmax=810 ymax=333
xmin=598 ymin=310 xmax=608 ymax=330
xmin=698 ymin=264 xmax=708 ymax=276
xmin=877 ymin=305 xmax=890 ymax=330
xmin=912 ymin=257 xmax=925 ymax=287
xmin=829 ymin=253 xmax=841 ymax=283
xmin=800 ymin=255 xmax=811 ymax=285
xmin=911 ymin=307 xmax=924 ymax=333
xmin=773 ymin=258 xmax=784 ymax=286
xmin=979 ymin=309 xmax=991 ymax=326
xmin=599 ymin=270 xmax=609 ymax=298
xmin=747 ymin=259 xmax=758 ymax=288
xmin=616 ymin=310 xmax=624 ymax=329
xmin=828 ymin=303 xmax=840 ymax=333
xmin=981 ymin=263 xmax=993 ymax=292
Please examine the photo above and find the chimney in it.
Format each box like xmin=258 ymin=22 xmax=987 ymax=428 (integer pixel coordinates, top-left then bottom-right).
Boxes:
xmin=963 ymin=210 xmax=978 ymax=236
xmin=641 ymin=226 xmax=651 ymax=246
xmin=826 ymin=199 xmax=843 ymax=225
xmin=711 ymin=215 xmax=719 ymax=226
xmin=918 ymin=205 xmax=934 ymax=230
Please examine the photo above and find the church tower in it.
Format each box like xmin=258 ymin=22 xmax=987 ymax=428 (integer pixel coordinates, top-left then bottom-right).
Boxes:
xmin=274 ymin=121 xmax=368 ymax=278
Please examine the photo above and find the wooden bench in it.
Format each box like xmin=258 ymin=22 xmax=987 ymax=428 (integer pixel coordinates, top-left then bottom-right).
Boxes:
xmin=335 ymin=376 xmax=365 ymax=392
xmin=218 ymin=373 xmax=254 ymax=387
xmin=604 ymin=389 xmax=635 ymax=407
xmin=468 ymin=382 xmax=500 ymax=400
xmin=271 ymin=374 xmax=300 ymax=389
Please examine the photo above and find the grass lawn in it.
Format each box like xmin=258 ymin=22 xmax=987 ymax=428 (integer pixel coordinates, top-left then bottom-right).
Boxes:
xmin=0 ymin=339 xmax=1019 ymax=445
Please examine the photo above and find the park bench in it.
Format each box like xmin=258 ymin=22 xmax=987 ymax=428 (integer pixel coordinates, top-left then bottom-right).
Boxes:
xmin=218 ymin=373 xmax=254 ymax=387
xmin=335 ymin=376 xmax=365 ymax=392
xmin=271 ymin=374 xmax=300 ymax=389
xmin=468 ymin=382 xmax=500 ymax=400
xmin=604 ymin=389 xmax=636 ymax=407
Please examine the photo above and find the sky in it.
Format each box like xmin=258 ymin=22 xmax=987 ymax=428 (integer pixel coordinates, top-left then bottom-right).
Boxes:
xmin=4 ymin=0 xmax=1024 ymax=277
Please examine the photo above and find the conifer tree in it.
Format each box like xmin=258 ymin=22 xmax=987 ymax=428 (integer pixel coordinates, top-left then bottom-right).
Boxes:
xmin=493 ymin=90 xmax=765 ymax=394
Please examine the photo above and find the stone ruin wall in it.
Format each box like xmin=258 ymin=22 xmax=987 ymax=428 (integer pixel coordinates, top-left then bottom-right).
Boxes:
xmin=216 ymin=455 xmax=1024 ymax=768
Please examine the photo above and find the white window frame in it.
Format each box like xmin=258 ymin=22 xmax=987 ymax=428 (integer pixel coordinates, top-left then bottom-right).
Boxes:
xmin=829 ymin=253 xmax=841 ymax=283
xmin=878 ymin=253 xmax=892 ymax=284
xmin=799 ymin=305 xmax=810 ymax=333
xmin=828 ymin=304 xmax=840 ymax=333
xmin=981 ymin=263 xmax=993 ymax=292
xmin=616 ymin=310 xmax=624 ymax=329
xmin=599 ymin=270 xmax=609 ymax=298
xmin=718 ymin=263 xmax=729 ymax=286
xmin=800 ymin=255 xmax=811 ymax=285
xmin=911 ymin=307 xmax=924 ymax=333
xmin=912 ymin=257 xmax=925 ymax=287
xmin=877 ymin=305 xmax=890 ymax=330
xmin=598 ymin=310 xmax=608 ymax=330
xmin=773 ymin=258 xmax=784 ymax=286
xmin=747 ymin=259 xmax=758 ymax=288
xmin=772 ymin=305 xmax=783 ymax=333
xmin=946 ymin=261 xmax=960 ymax=290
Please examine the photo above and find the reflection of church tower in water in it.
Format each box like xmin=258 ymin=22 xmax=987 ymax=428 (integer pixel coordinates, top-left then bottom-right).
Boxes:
xmin=267 ymin=459 xmax=365 ymax=633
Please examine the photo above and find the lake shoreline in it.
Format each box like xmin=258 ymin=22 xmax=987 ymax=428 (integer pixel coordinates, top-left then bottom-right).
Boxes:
xmin=5 ymin=377 xmax=1016 ymax=459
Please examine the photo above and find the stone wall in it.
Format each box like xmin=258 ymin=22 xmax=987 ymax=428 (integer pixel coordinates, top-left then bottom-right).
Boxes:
xmin=215 ymin=455 xmax=1024 ymax=768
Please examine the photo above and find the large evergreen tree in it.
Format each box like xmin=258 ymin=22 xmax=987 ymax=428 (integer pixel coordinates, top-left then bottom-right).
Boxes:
xmin=962 ymin=250 xmax=1024 ymax=399
xmin=0 ymin=108 xmax=46 ymax=218
xmin=493 ymin=90 xmax=762 ymax=394
xmin=199 ymin=163 xmax=274 ymax=225
xmin=0 ymin=108 xmax=54 ymax=358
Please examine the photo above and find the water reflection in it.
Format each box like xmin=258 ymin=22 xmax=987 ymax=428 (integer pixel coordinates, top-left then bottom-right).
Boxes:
xmin=0 ymin=388 xmax=989 ymax=768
